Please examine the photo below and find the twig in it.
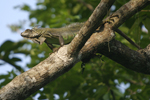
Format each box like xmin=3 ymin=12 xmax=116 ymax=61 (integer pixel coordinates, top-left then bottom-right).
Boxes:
xmin=115 ymin=28 xmax=141 ymax=49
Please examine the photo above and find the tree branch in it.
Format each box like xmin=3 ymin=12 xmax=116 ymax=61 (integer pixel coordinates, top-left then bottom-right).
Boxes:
xmin=67 ymin=0 xmax=115 ymax=56
xmin=98 ymin=39 xmax=150 ymax=74
xmin=80 ymin=0 xmax=150 ymax=74
xmin=105 ymin=0 xmax=149 ymax=29
xmin=115 ymin=28 xmax=141 ymax=49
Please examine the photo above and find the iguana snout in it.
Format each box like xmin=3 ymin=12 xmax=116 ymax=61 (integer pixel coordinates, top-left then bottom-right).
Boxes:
xmin=21 ymin=29 xmax=40 ymax=38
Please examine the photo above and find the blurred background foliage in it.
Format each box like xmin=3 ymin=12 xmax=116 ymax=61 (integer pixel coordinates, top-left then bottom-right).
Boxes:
xmin=1 ymin=0 xmax=150 ymax=99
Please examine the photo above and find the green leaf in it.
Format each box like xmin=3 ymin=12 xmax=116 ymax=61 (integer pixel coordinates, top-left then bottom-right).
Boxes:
xmin=10 ymin=57 xmax=21 ymax=62
xmin=0 ymin=40 xmax=14 ymax=52
xmin=38 ymin=94 xmax=47 ymax=99
xmin=21 ymin=4 xmax=31 ymax=11
xmin=103 ymin=92 xmax=110 ymax=100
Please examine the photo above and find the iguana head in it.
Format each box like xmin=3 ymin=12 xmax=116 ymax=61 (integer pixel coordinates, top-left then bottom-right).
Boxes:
xmin=21 ymin=28 xmax=46 ymax=45
xmin=21 ymin=28 xmax=41 ymax=38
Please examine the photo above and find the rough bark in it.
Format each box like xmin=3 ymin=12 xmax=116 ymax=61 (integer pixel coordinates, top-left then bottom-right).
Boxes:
xmin=80 ymin=0 xmax=150 ymax=73
xmin=67 ymin=0 xmax=115 ymax=55
xmin=0 ymin=0 xmax=149 ymax=99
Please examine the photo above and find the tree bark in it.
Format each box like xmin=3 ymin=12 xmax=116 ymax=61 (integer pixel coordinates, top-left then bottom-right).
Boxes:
xmin=80 ymin=0 xmax=150 ymax=74
xmin=0 ymin=0 xmax=149 ymax=99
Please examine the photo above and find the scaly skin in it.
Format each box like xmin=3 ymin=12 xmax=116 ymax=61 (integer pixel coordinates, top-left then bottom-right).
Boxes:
xmin=21 ymin=22 xmax=84 ymax=51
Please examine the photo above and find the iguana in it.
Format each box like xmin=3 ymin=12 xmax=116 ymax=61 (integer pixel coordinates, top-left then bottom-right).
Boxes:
xmin=21 ymin=22 xmax=141 ymax=52
xmin=21 ymin=22 xmax=84 ymax=51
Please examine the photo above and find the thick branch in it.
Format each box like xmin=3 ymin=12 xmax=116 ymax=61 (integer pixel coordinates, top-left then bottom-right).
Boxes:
xmin=105 ymin=0 xmax=149 ymax=29
xmin=0 ymin=49 xmax=77 ymax=99
xmin=81 ymin=24 xmax=150 ymax=74
xmin=67 ymin=0 xmax=115 ymax=55
xmin=98 ymin=40 xmax=150 ymax=74
xmin=80 ymin=0 xmax=150 ymax=73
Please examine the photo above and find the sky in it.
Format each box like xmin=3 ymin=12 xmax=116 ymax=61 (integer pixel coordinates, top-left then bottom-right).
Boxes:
xmin=0 ymin=0 xmax=36 ymax=74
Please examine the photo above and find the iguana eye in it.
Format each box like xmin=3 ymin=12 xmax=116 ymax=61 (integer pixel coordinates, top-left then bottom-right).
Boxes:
xmin=25 ymin=29 xmax=31 ymax=32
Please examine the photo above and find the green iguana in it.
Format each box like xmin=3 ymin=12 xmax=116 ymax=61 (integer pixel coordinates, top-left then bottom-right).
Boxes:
xmin=21 ymin=22 xmax=141 ymax=52
xmin=21 ymin=23 xmax=84 ymax=51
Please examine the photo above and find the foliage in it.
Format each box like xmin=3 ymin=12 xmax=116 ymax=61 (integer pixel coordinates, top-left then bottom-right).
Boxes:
xmin=0 ymin=40 xmax=30 ymax=72
xmin=1 ymin=0 xmax=150 ymax=100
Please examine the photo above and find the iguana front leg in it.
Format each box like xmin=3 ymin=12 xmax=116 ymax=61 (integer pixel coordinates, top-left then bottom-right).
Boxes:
xmin=45 ymin=40 xmax=60 ymax=52
xmin=44 ymin=33 xmax=65 ymax=52
xmin=45 ymin=40 xmax=55 ymax=50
